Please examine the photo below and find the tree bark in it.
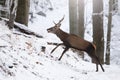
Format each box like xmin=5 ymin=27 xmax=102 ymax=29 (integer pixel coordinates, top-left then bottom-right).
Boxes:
xmin=78 ymin=0 xmax=84 ymax=38
xmin=78 ymin=0 xmax=85 ymax=59
xmin=15 ymin=0 xmax=30 ymax=26
xmin=92 ymin=0 xmax=104 ymax=64
xmin=105 ymin=0 xmax=113 ymax=65
xmin=8 ymin=0 xmax=18 ymax=29
xmin=69 ymin=0 xmax=78 ymax=35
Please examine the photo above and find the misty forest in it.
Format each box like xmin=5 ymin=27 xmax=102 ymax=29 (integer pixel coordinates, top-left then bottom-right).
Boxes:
xmin=0 ymin=0 xmax=120 ymax=80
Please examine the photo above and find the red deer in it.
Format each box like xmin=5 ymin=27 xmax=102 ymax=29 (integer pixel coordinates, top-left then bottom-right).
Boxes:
xmin=47 ymin=16 xmax=105 ymax=72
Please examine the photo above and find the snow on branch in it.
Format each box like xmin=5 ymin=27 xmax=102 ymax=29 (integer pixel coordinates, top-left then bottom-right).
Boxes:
xmin=0 ymin=17 xmax=43 ymax=38
xmin=14 ymin=22 xmax=43 ymax=38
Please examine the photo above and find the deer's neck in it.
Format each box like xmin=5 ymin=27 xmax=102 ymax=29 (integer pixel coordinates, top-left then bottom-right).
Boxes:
xmin=55 ymin=29 xmax=69 ymax=41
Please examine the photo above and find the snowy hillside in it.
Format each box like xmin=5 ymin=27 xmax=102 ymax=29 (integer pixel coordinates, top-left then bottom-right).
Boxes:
xmin=0 ymin=20 xmax=120 ymax=80
xmin=0 ymin=0 xmax=120 ymax=80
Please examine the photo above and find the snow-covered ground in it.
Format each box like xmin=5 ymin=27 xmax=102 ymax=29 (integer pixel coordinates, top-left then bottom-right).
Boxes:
xmin=0 ymin=0 xmax=120 ymax=80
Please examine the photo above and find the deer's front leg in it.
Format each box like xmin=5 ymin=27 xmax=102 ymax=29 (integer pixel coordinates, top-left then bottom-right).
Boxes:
xmin=51 ymin=43 xmax=64 ymax=54
xmin=58 ymin=47 xmax=69 ymax=60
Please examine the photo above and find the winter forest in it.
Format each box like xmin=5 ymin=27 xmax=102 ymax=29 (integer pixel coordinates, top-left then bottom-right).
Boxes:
xmin=0 ymin=0 xmax=120 ymax=80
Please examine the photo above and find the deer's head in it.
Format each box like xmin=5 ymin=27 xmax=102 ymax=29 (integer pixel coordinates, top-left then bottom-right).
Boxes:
xmin=47 ymin=16 xmax=64 ymax=34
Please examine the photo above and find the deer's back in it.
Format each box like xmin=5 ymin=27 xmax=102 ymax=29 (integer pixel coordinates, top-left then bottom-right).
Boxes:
xmin=66 ymin=34 xmax=91 ymax=51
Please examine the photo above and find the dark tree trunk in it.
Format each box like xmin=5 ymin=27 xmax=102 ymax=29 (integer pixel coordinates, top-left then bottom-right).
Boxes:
xmin=69 ymin=0 xmax=78 ymax=35
xmin=78 ymin=0 xmax=85 ymax=59
xmin=15 ymin=0 xmax=30 ymax=26
xmin=92 ymin=0 xmax=104 ymax=64
xmin=105 ymin=0 xmax=113 ymax=65
xmin=78 ymin=0 xmax=84 ymax=38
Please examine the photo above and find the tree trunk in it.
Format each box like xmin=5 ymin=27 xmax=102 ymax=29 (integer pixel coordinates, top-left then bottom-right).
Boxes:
xmin=15 ymin=0 xmax=30 ymax=26
xmin=92 ymin=0 xmax=104 ymax=64
xmin=78 ymin=0 xmax=84 ymax=38
xmin=69 ymin=0 xmax=78 ymax=35
xmin=69 ymin=0 xmax=85 ymax=37
xmin=78 ymin=0 xmax=85 ymax=59
xmin=8 ymin=0 xmax=18 ymax=29
xmin=105 ymin=0 xmax=113 ymax=65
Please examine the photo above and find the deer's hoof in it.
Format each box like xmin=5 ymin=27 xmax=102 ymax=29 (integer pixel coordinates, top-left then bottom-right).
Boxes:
xmin=58 ymin=58 xmax=61 ymax=61
xmin=96 ymin=70 xmax=98 ymax=72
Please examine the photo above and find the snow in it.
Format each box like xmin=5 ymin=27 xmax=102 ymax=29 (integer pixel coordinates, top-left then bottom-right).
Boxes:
xmin=0 ymin=0 xmax=120 ymax=80
xmin=111 ymin=14 xmax=120 ymax=65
